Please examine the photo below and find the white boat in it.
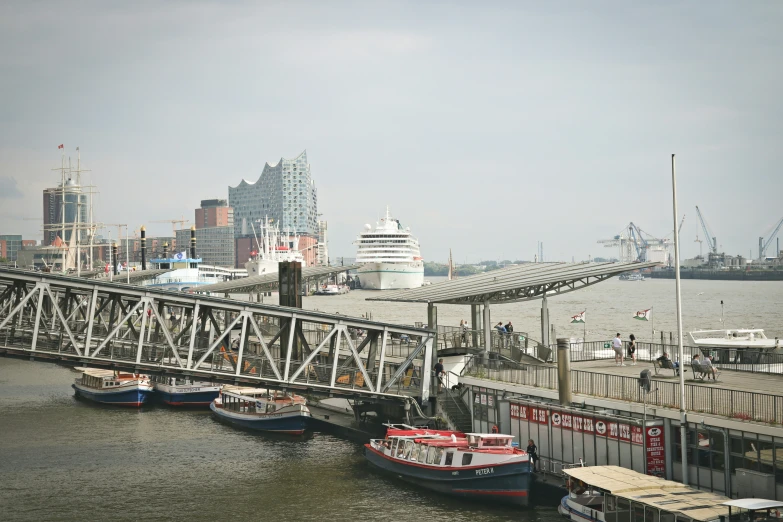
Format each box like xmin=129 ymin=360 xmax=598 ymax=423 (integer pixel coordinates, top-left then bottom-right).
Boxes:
xmin=72 ymin=367 xmax=153 ymax=407
xmin=210 ymin=386 xmax=311 ymax=435
xmin=143 ymin=254 xmax=235 ymax=292
xmin=689 ymin=329 xmax=782 ymax=351
xmin=355 ymin=207 xmax=424 ymax=290
xmin=315 ymin=284 xmax=349 ymax=295
xmin=619 ymin=272 xmax=644 ymax=281
xmin=245 ymin=218 xmax=307 ymax=276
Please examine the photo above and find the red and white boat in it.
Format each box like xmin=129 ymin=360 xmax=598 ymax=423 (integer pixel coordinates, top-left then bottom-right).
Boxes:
xmin=364 ymin=425 xmax=532 ymax=505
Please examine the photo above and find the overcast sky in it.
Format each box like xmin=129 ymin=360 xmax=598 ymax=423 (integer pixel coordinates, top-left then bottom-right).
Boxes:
xmin=1 ymin=1 xmax=781 ymax=262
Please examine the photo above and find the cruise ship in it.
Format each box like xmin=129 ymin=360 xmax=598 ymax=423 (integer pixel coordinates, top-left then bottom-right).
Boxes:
xmin=355 ymin=208 xmax=424 ymax=290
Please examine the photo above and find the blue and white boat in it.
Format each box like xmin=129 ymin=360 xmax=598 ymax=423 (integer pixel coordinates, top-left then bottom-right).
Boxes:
xmin=209 ymin=386 xmax=311 ymax=435
xmin=143 ymin=253 xmax=240 ymax=293
xmin=365 ymin=426 xmax=532 ymax=505
xmin=72 ymin=368 xmax=154 ymax=407
xmin=152 ymin=376 xmax=221 ymax=407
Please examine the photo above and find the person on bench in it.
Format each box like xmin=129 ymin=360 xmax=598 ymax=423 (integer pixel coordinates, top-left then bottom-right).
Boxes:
xmin=656 ymin=352 xmax=680 ymax=375
xmin=693 ymin=353 xmax=717 ymax=380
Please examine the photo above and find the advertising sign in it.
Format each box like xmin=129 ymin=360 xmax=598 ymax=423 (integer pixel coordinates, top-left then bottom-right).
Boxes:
xmin=645 ymin=424 xmax=666 ymax=477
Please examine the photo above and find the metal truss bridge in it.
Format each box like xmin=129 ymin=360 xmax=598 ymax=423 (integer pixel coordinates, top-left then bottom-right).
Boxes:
xmin=0 ymin=268 xmax=434 ymax=404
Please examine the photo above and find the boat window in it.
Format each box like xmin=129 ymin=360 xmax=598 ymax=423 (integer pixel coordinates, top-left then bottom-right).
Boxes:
xmin=444 ymin=452 xmax=454 ymax=466
xmin=462 ymin=453 xmax=473 ymax=466
xmin=403 ymin=441 xmax=413 ymax=460
xmin=631 ymin=501 xmax=645 ymax=522
xmin=391 ymin=439 xmax=399 ymax=455
xmin=645 ymin=506 xmax=660 ymax=522
xmin=660 ymin=512 xmax=675 ymax=522
xmin=433 ymin=447 xmax=444 ymax=465
xmin=426 ymin=446 xmax=438 ymax=464
xmin=410 ymin=444 xmax=420 ymax=462
xmin=396 ymin=442 xmax=406 ymax=459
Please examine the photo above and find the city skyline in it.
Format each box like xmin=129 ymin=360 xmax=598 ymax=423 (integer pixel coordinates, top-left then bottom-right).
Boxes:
xmin=1 ymin=2 xmax=781 ymax=262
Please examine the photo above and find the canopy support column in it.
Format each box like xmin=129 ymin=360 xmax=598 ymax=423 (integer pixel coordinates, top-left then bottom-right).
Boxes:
xmin=483 ymin=300 xmax=491 ymax=354
xmin=541 ymin=293 xmax=550 ymax=348
xmin=471 ymin=304 xmax=480 ymax=348
xmin=427 ymin=302 xmax=438 ymax=410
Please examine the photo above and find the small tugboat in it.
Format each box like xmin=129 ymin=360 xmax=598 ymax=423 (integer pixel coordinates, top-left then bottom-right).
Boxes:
xmin=72 ymin=367 xmax=153 ymax=407
xmin=151 ymin=376 xmax=221 ymax=407
xmin=209 ymin=386 xmax=311 ymax=435
xmin=364 ymin=425 xmax=532 ymax=505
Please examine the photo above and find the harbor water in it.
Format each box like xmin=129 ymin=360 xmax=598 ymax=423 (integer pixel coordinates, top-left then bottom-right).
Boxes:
xmin=2 ymin=278 xmax=782 ymax=521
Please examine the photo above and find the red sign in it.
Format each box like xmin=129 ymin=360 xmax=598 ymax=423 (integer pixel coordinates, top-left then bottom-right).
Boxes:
xmin=531 ymin=407 xmax=548 ymax=425
xmin=645 ymin=425 xmax=666 ymax=477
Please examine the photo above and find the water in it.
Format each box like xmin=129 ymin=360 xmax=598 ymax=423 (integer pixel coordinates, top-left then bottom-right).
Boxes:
xmin=2 ymin=278 xmax=781 ymax=521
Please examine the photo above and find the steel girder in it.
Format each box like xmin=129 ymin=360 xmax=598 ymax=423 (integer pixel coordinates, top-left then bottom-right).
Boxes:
xmin=0 ymin=268 xmax=433 ymax=402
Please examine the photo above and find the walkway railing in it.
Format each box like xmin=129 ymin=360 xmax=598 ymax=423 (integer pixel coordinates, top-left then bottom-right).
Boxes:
xmin=546 ymin=339 xmax=783 ymax=374
xmin=462 ymin=357 xmax=783 ymax=425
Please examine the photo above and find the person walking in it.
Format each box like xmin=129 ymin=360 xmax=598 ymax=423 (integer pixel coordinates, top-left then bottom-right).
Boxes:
xmin=628 ymin=334 xmax=637 ymax=365
xmin=527 ymin=439 xmax=539 ymax=472
xmin=613 ymin=333 xmax=625 ymax=366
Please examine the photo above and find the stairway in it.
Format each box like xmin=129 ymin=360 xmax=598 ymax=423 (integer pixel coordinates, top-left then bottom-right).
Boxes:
xmin=437 ymin=389 xmax=473 ymax=433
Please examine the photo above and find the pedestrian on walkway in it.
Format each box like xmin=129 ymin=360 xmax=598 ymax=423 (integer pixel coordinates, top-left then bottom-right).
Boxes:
xmin=460 ymin=319 xmax=468 ymax=345
xmin=505 ymin=321 xmax=514 ymax=334
xmin=613 ymin=333 xmax=625 ymax=366
xmin=495 ymin=322 xmax=507 ymax=334
xmin=434 ymin=358 xmax=445 ymax=392
xmin=628 ymin=334 xmax=637 ymax=365
xmin=527 ymin=439 xmax=539 ymax=472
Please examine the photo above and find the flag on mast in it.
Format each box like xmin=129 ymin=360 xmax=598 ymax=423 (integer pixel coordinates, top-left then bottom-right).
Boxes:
xmin=58 ymin=144 xmax=64 ymax=149
xmin=633 ymin=308 xmax=652 ymax=321
xmin=571 ymin=311 xmax=586 ymax=323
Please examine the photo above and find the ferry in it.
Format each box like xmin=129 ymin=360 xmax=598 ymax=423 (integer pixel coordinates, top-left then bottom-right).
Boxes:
xmin=143 ymin=253 xmax=237 ymax=292
xmin=151 ymin=376 xmax=221 ymax=407
xmin=72 ymin=367 xmax=154 ymax=407
xmin=619 ymin=272 xmax=644 ymax=281
xmin=209 ymin=386 xmax=311 ymax=435
xmin=355 ymin=207 xmax=424 ymax=290
xmin=365 ymin=425 xmax=532 ymax=505
xmin=559 ymin=465 xmax=783 ymax=522
xmin=315 ymin=284 xmax=349 ymax=295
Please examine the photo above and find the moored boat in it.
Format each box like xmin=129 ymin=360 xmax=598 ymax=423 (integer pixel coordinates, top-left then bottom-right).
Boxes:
xmin=689 ymin=329 xmax=782 ymax=352
xmin=72 ymin=367 xmax=153 ymax=407
xmin=558 ymin=465 xmax=781 ymax=522
xmin=364 ymin=425 xmax=532 ymax=505
xmin=152 ymin=376 xmax=221 ymax=407
xmin=209 ymin=386 xmax=311 ymax=435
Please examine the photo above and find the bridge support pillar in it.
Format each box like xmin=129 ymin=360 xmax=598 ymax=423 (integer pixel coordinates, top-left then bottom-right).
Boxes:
xmin=427 ymin=302 xmax=438 ymax=412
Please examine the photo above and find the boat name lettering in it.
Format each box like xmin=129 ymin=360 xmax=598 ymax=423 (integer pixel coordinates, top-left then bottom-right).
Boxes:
xmin=475 ymin=467 xmax=494 ymax=476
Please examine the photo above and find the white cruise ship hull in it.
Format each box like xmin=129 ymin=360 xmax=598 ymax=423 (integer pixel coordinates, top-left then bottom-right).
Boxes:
xmin=358 ymin=262 xmax=423 ymax=290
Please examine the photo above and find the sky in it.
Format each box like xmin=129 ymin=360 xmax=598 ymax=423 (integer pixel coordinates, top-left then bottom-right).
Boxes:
xmin=1 ymin=1 xmax=781 ymax=263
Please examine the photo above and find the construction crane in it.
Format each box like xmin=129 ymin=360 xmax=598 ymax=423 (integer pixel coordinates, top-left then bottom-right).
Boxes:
xmin=694 ymin=233 xmax=703 ymax=257
xmin=627 ymin=222 xmax=648 ymax=262
xmin=759 ymin=216 xmax=783 ymax=259
xmin=694 ymin=206 xmax=718 ymax=255
xmin=151 ymin=218 xmax=190 ymax=236
xmin=678 ymin=214 xmax=686 ymax=235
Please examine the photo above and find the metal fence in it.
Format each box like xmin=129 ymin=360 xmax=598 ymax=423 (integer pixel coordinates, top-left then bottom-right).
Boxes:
xmin=462 ymin=357 xmax=783 ymax=425
xmin=546 ymin=339 xmax=783 ymax=374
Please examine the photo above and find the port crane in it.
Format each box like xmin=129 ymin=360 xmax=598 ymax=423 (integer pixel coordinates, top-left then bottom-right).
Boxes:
xmin=759 ymin=216 xmax=783 ymax=259
xmin=627 ymin=222 xmax=648 ymax=262
xmin=695 ymin=206 xmax=718 ymax=255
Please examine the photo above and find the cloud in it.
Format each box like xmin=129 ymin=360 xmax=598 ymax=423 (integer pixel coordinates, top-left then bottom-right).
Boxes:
xmin=0 ymin=177 xmax=23 ymax=199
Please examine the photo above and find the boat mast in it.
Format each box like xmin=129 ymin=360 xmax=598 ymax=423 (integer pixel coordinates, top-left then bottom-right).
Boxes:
xmin=671 ymin=153 xmax=688 ymax=484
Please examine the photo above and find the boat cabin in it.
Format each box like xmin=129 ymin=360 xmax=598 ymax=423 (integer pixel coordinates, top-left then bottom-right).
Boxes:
xmin=76 ymin=368 xmax=145 ymax=389
xmin=562 ymin=466 xmax=752 ymax=522
xmin=371 ymin=432 xmax=525 ymax=468
xmin=217 ymin=386 xmax=306 ymax=414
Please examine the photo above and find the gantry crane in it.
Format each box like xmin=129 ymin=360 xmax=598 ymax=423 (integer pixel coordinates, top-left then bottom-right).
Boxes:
xmin=627 ymin=222 xmax=648 ymax=262
xmin=759 ymin=216 xmax=783 ymax=259
xmin=695 ymin=206 xmax=718 ymax=255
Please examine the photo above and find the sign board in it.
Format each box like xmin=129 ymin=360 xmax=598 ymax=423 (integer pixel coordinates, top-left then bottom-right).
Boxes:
xmin=645 ymin=424 xmax=666 ymax=477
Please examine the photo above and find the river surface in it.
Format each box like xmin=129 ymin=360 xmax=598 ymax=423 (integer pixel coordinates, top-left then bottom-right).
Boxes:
xmin=1 ymin=278 xmax=781 ymax=521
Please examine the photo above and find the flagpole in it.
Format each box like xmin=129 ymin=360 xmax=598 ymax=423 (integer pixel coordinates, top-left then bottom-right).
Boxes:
xmin=671 ymin=153 xmax=688 ymax=485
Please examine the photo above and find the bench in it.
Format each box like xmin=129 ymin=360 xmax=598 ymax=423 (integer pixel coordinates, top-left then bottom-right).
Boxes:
xmin=691 ymin=360 xmax=720 ymax=381
xmin=653 ymin=358 xmax=680 ymax=376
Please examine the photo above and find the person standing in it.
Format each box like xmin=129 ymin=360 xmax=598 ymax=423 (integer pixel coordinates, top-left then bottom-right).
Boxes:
xmin=495 ymin=322 xmax=507 ymax=334
xmin=527 ymin=439 xmax=539 ymax=472
xmin=613 ymin=333 xmax=625 ymax=366
xmin=505 ymin=321 xmax=514 ymax=333
xmin=460 ymin=319 xmax=468 ymax=346
xmin=628 ymin=334 xmax=637 ymax=365
xmin=434 ymin=358 xmax=445 ymax=392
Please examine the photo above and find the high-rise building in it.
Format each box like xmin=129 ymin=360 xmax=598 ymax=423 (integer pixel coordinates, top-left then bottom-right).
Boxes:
xmin=195 ymin=199 xmax=233 ymax=229
xmin=176 ymin=227 xmax=235 ymax=268
xmin=317 ymin=220 xmax=329 ymax=266
xmin=228 ymin=150 xmax=318 ymax=237
xmin=0 ymin=235 xmax=22 ymax=262
xmin=43 ymin=179 xmax=89 ymax=245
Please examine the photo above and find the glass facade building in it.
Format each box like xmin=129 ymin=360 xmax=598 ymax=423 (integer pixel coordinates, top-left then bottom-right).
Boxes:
xmin=228 ymin=150 xmax=318 ymax=237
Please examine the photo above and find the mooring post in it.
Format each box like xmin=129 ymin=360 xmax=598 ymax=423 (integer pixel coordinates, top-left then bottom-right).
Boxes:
xmin=557 ymin=337 xmax=572 ymax=406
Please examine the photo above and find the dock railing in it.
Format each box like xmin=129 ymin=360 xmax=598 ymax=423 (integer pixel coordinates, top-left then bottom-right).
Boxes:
xmin=462 ymin=356 xmax=783 ymax=425
xmin=546 ymin=339 xmax=783 ymax=374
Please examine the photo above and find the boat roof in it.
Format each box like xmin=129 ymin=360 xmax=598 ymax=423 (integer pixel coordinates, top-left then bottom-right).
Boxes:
xmin=564 ymin=466 xmax=730 ymax=522
xmin=722 ymin=499 xmax=783 ymax=510
xmin=466 ymin=433 xmax=515 ymax=439
xmin=75 ymin=367 xmax=127 ymax=378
